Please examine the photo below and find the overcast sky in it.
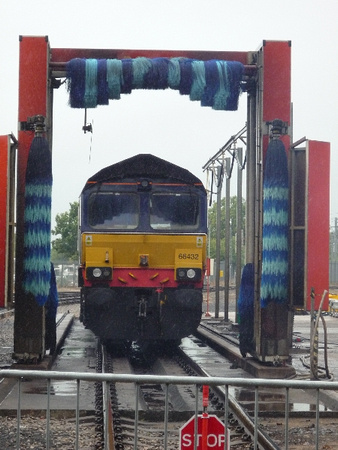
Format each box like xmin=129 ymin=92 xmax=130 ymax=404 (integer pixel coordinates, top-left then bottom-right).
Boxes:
xmin=0 ymin=1 xmax=337 ymax=227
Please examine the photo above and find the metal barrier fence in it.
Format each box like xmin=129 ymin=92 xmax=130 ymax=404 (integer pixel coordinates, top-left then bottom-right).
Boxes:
xmin=1 ymin=369 xmax=338 ymax=450
xmin=330 ymin=261 xmax=338 ymax=286
xmin=53 ymin=263 xmax=77 ymax=288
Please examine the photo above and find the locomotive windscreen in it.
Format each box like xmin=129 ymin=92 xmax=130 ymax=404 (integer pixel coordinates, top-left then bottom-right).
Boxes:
xmin=86 ymin=191 xmax=201 ymax=232
xmin=150 ymin=193 xmax=199 ymax=230
xmin=88 ymin=192 xmax=139 ymax=229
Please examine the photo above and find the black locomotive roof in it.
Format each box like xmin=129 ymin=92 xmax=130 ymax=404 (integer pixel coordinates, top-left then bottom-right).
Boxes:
xmin=84 ymin=154 xmax=204 ymax=189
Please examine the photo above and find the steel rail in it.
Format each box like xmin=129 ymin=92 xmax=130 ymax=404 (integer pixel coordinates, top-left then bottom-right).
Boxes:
xmin=101 ymin=345 xmax=115 ymax=450
xmin=178 ymin=346 xmax=278 ymax=450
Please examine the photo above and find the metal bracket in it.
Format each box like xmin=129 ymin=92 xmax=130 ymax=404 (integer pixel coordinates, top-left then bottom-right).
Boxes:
xmin=266 ymin=118 xmax=288 ymax=139
xmin=20 ymin=114 xmax=46 ymax=134
xmin=82 ymin=109 xmax=93 ymax=133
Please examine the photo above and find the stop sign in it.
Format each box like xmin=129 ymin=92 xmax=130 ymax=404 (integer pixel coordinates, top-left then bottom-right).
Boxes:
xmin=179 ymin=414 xmax=229 ymax=449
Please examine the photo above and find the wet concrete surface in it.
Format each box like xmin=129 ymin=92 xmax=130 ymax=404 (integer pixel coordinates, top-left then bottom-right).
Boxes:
xmin=0 ymin=315 xmax=97 ymax=415
xmin=202 ymin=312 xmax=338 ymax=381
xmin=198 ymin=285 xmax=338 ymax=415
xmin=197 ymin=309 xmax=338 ymax=413
xmin=203 ymin=289 xmax=338 ymax=380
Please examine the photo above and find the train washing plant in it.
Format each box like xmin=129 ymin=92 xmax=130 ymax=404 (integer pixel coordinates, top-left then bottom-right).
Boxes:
xmin=10 ymin=37 xmax=329 ymax=364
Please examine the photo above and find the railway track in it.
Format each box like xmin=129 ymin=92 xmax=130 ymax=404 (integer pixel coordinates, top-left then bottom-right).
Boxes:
xmin=55 ymin=292 xmax=338 ymax=448
xmin=91 ymin=334 xmax=338 ymax=449
xmin=94 ymin=340 xmax=278 ymax=449
xmin=58 ymin=290 xmax=81 ymax=304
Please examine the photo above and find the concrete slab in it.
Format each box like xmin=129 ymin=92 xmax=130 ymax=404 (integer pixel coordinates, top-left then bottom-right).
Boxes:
xmin=196 ymin=323 xmax=296 ymax=379
xmin=199 ymin=311 xmax=338 ymax=380
xmin=0 ymin=318 xmax=96 ymax=414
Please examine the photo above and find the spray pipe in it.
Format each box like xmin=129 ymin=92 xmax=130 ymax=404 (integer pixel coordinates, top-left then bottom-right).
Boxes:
xmin=310 ymin=289 xmax=328 ymax=379
xmin=205 ymin=277 xmax=211 ymax=317
xmin=205 ymin=258 xmax=211 ymax=317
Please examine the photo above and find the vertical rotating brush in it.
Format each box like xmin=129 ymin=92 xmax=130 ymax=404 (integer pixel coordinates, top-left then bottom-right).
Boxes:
xmin=23 ymin=115 xmax=52 ymax=306
xmin=260 ymin=132 xmax=289 ymax=307
xmin=237 ymin=263 xmax=255 ymax=357
xmin=45 ymin=263 xmax=59 ymax=353
xmin=260 ymin=123 xmax=289 ymax=346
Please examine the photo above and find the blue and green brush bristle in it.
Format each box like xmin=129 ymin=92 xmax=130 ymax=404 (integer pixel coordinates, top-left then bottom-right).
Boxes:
xmin=66 ymin=57 xmax=244 ymax=111
xmin=260 ymin=138 xmax=289 ymax=308
xmin=23 ymin=135 xmax=52 ymax=306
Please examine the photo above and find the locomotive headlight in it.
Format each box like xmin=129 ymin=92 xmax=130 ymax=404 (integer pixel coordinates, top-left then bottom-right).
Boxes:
xmin=93 ymin=268 xmax=102 ymax=278
xmin=186 ymin=269 xmax=196 ymax=279
xmin=176 ymin=268 xmax=202 ymax=282
xmin=178 ymin=269 xmax=186 ymax=278
xmin=86 ymin=266 xmax=112 ymax=281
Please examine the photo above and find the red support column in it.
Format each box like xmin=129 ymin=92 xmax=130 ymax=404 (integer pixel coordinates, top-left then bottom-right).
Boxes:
xmin=255 ymin=41 xmax=292 ymax=363
xmin=306 ymin=140 xmax=330 ymax=310
xmin=14 ymin=36 xmax=50 ymax=361
xmin=261 ymin=40 xmax=292 ymax=154
xmin=0 ymin=136 xmax=10 ymax=308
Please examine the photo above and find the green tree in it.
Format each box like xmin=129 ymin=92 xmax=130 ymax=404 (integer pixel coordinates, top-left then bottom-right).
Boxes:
xmin=208 ymin=196 xmax=246 ymax=264
xmin=51 ymin=201 xmax=79 ymax=261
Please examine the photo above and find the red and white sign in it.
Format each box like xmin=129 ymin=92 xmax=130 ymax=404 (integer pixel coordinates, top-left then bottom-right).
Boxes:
xmin=179 ymin=414 xmax=229 ymax=450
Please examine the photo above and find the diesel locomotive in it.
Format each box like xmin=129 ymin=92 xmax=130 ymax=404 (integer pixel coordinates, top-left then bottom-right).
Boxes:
xmin=78 ymin=154 xmax=207 ymax=344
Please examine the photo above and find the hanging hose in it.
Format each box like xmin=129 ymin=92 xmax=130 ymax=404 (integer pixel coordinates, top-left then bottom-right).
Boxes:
xmin=299 ymin=313 xmax=332 ymax=380
xmin=320 ymin=313 xmax=331 ymax=379
xmin=309 ymin=290 xmax=332 ymax=379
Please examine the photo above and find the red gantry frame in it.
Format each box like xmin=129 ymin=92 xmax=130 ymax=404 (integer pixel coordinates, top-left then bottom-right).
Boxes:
xmin=0 ymin=135 xmax=16 ymax=310
xmin=10 ymin=36 xmax=329 ymax=362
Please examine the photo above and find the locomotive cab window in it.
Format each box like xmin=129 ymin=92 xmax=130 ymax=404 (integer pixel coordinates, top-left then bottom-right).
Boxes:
xmin=150 ymin=193 xmax=199 ymax=230
xmin=88 ymin=192 xmax=139 ymax=229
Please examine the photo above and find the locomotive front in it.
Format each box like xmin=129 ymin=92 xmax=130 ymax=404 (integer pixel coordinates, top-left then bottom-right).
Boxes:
xmin=78 ymin=154 xmax=207 ymax=344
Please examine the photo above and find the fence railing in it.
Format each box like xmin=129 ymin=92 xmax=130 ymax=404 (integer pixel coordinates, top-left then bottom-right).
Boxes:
xmin=53 ymin=263 xmax=77 ymax=288
xmin=0 ymin=369 xmax=338 ymax=450
xmin=330 ymin=261 xmax=338 ymax=286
